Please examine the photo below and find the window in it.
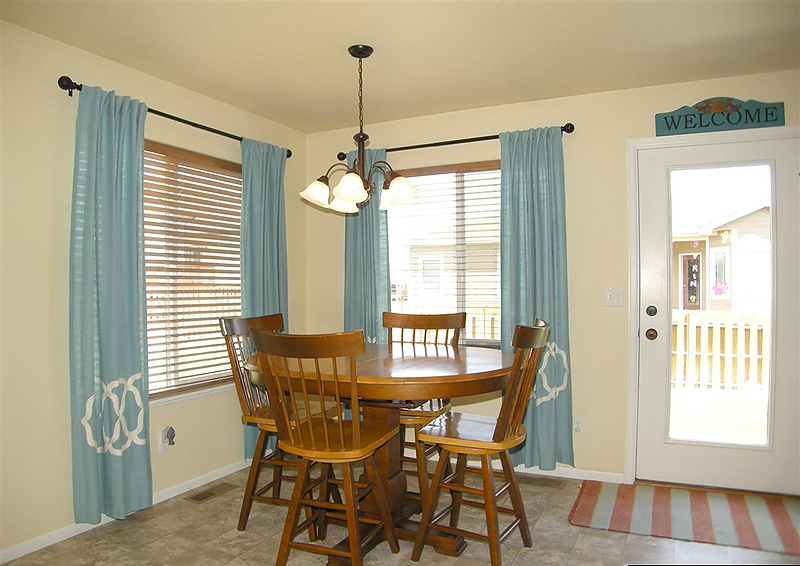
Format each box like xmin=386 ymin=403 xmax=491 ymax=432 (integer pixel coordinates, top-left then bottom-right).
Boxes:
xmin=710 ymin=246 xmax=731 ymax=299
xmin=386 ymin=161 xmax=501 ymax=345
xmin=143 ymin=141 xmax=242 ymax=396
xmin=422 ymin=258 xmax=441 ymax=290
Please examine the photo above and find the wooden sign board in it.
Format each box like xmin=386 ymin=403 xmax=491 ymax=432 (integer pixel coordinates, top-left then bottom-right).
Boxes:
xmin=656 ymin=98 xmax=784 ymax=136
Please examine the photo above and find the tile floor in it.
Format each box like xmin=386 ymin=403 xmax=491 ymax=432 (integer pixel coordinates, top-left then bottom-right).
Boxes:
xmin=8 ymin=465 xmax=799 ymax=566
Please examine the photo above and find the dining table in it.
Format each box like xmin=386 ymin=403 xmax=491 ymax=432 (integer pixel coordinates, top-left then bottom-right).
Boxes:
xmin=252 ymin=341 xmax=517 ymax=566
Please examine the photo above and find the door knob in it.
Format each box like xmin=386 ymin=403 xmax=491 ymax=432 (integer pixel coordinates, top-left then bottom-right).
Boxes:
xmin=646 ymin=305 xmax=657 ymax=316
xmin=645 ymin=328 xmax=658 ymax=340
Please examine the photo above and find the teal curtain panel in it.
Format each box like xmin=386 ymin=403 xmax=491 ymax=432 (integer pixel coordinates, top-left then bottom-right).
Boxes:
xmin=344 ymin=149 xmax=390 ymax=344
xmin=240 ymin=138 xmax=289 ymax=456
xmin=68 ymin=86 xmax=152 ymax=523
xmin=500 ymin=127 xmax=574 ymax=470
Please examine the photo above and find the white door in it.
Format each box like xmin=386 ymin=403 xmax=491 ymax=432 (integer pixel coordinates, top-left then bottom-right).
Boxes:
xmin=632 ymin=127 xmax=799 ymax=495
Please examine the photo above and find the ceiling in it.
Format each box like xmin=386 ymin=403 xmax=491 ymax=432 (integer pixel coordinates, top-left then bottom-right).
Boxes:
xmin=2 ymin=1 xmax=798 ymax=134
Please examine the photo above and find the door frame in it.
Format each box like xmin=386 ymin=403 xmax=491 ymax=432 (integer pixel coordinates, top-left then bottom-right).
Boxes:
xmin=624 ymin=125 xmax=799 ymax=485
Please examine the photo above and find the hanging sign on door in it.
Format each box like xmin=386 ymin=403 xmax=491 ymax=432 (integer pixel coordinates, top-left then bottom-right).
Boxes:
xmin=656 ymin=97 xmax=784 ymax=136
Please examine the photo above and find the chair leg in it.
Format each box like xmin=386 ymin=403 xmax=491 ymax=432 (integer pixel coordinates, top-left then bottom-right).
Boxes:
xmin=481 ymin=454 xmax=501 ymax=566
xmin=316 ymin=463 xmax=333 ymax=540
xmin=449 ymin=453 xmax=468 ymax=528
xmin=411 ymin=448 xmax=450 ymax=562
xmin=441 ymin=445 xmax=454 ymax=480
xmin=342 ymin=462 xmax=363 ymax=566
xmin=238 ymin=429 xmax=268 ymax=531
xmin=328 ymin=465 xmax=344 ymax=505
xmin=413 ymin=425 xmax=429 ymax=501
xmin=365 ymin=455 xmax=400 ymax=553
xmin=271 ymin=442 xmax=283 ymax=500
xmin=275 ymin=458 xmax=310 ymax=566
xmin=499 ymin=450 xmax=531 ymax=547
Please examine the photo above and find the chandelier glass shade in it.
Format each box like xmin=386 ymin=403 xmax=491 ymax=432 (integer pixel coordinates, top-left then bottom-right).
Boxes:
xmin=300 ymin=45 xmax=417 ymax=213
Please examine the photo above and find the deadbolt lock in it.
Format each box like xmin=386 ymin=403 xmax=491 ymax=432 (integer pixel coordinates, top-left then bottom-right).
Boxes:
xmin=645 ymin=328 xmax=658 ymax=340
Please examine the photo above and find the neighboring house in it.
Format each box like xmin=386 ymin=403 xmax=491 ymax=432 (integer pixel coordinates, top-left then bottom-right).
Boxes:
xmin=672 ymin=202 xmax=771 ymax=314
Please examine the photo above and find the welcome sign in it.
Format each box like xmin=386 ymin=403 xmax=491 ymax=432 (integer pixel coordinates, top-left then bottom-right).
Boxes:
xmin=656 ymin=98 xmax=784 ymax=136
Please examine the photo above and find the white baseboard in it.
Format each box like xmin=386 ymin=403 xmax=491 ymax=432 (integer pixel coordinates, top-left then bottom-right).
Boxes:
xmin=152 ymin=459 xmax=249 ymax=505
xmin=403 ymin=446 xmax=626 ymax=485
xmin=512 ymin=463 xmax=626 ymax=484
xmin=0 ymin=460 xmax=249 ymax=565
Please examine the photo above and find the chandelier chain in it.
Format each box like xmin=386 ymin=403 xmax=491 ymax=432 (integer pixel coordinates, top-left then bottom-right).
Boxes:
xmin=357 ymin=58 xmax=364 ymax=134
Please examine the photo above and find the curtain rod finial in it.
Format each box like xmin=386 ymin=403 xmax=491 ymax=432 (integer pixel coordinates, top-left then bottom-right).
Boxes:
xmin=58 ymin=75 xmax=82 ymax=97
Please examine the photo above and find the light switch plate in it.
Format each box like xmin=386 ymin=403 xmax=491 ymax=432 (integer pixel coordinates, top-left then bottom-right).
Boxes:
xmin=604 ymin=287 xmax=625 ymax=307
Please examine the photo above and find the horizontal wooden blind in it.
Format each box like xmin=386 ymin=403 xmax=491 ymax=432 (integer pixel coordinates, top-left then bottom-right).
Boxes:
xmin=387 ymin=161 xmax=502 ymax=344
xmin=143 ymin=141 xmax=242 ymax=395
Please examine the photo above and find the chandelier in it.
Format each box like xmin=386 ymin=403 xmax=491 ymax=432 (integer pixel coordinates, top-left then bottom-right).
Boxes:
xmin=300 ymin=45 xmax=418 ymax=214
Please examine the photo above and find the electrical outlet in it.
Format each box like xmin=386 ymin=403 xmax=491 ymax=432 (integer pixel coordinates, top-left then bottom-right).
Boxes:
xmin=604 ymin=287 xmax=624 ymax=307
xmin=573 ymin=418 xmax=584 ymax=436
xmin=159 ymin=426 xmax=175 ymax=453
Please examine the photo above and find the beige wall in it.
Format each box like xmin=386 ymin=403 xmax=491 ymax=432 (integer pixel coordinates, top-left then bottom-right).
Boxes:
xmin=304 ymin=69 xmax=799 ymax=475
xmin=0 ymin=22 xmax=307 ymax=549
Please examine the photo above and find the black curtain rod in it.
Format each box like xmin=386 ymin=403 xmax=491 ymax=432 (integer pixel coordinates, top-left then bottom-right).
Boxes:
xmin=335 ymin=123 xmax=574 ymax=160
xmin=57 ymin=76 xmax=292 ymax=158
xmin=385 ymin=123 xmax=575 ymax=154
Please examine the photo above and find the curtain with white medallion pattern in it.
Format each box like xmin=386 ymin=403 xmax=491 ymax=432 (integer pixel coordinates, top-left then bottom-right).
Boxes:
xmin=69 ymin=86 xmax=152 ymax=523
xmin=500 ymin=127 xmax=574 ymax=470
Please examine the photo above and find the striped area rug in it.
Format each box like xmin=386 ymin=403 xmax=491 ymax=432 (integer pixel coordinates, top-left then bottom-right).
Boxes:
xmin=569 ymin=481 xmax=800 ymax=555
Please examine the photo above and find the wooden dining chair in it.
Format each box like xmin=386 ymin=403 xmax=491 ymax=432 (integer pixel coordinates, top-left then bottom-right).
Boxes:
xmin=411 ymin=320 xmax=550 ymax=566
xmin=250 ymin=329 xmax=399 ymax=566
xmin=219 ymin=314 xmax=295 ymax=531
xmin=383 ymin=311 xmax=466 ymax=501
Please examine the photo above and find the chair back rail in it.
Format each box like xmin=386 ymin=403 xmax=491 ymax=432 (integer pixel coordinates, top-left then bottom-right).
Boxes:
xmin=220 ymin=314 xmax=284 ymax=419
xmin=251 ymin=330 xmax=365 ymax=450
xmin=492 ymin=320 xmax=550 ymax=443
xmin=383 ymin=312 xmax=467 ymax=353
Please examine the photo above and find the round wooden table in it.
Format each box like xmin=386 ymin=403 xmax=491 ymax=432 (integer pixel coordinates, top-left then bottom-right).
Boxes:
xmin=250 ymin=342 xmax=515 ymax=565
xmin=326 ymin=343 xmax=516 ymax=565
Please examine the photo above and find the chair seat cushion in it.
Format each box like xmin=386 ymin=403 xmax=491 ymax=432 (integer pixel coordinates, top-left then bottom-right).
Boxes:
xmin=417 ymin=411 xmax=525 ymax=452
xmin=279 ymin=419 xmax=398 ymax=462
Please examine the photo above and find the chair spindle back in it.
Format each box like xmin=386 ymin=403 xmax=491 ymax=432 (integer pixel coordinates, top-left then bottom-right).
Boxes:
xmin=250 ymin=330 xmax=365 ymax=450
xmin=220 ymin=314 xmax=284 ymax=419
xmin=383 ymin=312 xmax=467 ymax=353
xmin=493 ymin=319 xmax=550 ymax=443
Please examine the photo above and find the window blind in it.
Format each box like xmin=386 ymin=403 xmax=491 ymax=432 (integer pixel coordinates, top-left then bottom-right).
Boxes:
xmin=143 ymin=141 xmax=243 ymax=396
xmin=387 ymin=161 xmax=502 ymax=344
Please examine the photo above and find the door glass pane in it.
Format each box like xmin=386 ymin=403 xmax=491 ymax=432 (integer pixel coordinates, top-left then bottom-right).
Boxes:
xmin=668 ymin=165 xmax=771 ymax=446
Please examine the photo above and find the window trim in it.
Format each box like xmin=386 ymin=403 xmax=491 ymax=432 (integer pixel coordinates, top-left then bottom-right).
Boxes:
xmin=145 ymin=141 xmax=242 ymax=175
xmin=149 ymin=374 xmax=235 ymax=401
xmin=397 ymin=159 xmax=500 ymax=178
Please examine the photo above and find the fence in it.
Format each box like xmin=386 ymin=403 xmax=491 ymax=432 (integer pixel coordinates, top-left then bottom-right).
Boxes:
xmin=671 ymin=309 xmax=770 ymax=390
xmin=467 ymin=306 xmax=500 ymax=341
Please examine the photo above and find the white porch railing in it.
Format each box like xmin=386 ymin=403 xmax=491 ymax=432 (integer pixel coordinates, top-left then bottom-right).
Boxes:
xmin=671 ymin=310 xmax=770 ymax=390
xmin=467 ymin=306 xmax=500 ymax=341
